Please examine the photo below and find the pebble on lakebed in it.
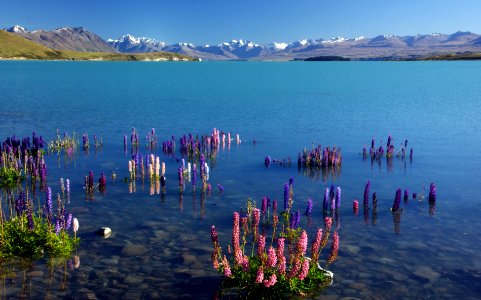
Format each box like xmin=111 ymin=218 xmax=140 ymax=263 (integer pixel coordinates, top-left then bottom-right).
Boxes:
xmin=96 ymin=227 xmax=112 ymax=238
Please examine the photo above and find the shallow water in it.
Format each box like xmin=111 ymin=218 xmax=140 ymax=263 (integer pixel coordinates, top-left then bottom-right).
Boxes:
xmin=1 ymin=61 xmax=481 ymax=299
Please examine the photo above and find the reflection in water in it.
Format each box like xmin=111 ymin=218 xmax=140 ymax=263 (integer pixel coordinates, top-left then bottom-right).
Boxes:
xmin=363 ymin=205 xmax=369 ymax=225
xmin=393 ymin=210 xmax=402 ymax=234
xmin=429 ymin=202 xmax=436 ymax=216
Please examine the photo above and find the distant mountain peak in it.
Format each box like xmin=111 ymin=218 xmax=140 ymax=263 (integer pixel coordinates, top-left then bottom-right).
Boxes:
xmin=7 ymin=25 xmax=28 ymax=33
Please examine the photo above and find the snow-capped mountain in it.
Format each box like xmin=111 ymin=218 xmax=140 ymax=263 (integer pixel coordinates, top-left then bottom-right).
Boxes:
xmin=107 ymin=34 xmax=166 ymax=53
xmin=4 ymin=25 xmax=481 ymax=60
xmin=5 ymin=25 xmax=115 ymax=52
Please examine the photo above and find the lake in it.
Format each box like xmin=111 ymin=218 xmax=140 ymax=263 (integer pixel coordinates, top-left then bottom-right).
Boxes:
xmin=1 ymin=61 xmax=481 ymax=299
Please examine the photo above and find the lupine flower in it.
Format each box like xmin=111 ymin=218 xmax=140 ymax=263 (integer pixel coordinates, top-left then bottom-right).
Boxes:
xmin=241 ymin=255 xmax=249 ymax=272
xmin=297 ymin=230 xmax=308 ymax=257
xmin=324 ymin=216 xmax=333 ymax=232
xmin=88 ymin=171 xmax=94 ymax=189
xmin=272 ymin=200 xmax=278 ymax=212
xmin=66 ymin=179 xmax=70 ymax=197
xmin=327 ymin=231 xmax=339 ymax=265
xmin=232 ymin=212 xmax=242 ymax=265
xmin=263 ymin=273 xmax=277 ymax=288
xmin=335 ymin=187 xmax=341 ymax=208
xmin=55 ymin=219 xmax=61 ymax=234
xmin=255 ymin=266 xmax=264 ymax=283
xmin=311 ymin=228 xmax=323 ymax=262
xmin=261 ymin=197 xmax=268 ymax=215
xmin=73 ymin=218 xmax=79 ymax=233
xmin=257 ymin=234 xmax=266 ymax=257
xmin=278 ymin=255 xmax=286 ymax=275
xmin=283 ymin=183 xmax=289 ymax=211
xmin=222 ymin=255 xmax=232 ymax=277
xmin=298 ymin=259 xmax=310 ymax=280
xmin=253 ymin=208 xmax=260 ymax=229
xmin=305 ymin=198 xmax=313 ymax=216
xmin=99 ymin=172 xmax=107 ymax=188
xmin=372 ymin=192 xmax=378 ymax=210
xmin=329 ymin=185 xmax=335 ymax=200
xmin=428 ymin=183 xmax=436 ymax=202
xmin=178 ymin=167 xmax=184 ymax=192
xmin=267 ymin=246 xmax=277 ymax=268
xmin=66 ymin=213 xmax=73 ymax=230
xmin=363 ymin=181 xmax=370 ymax=205
xmin=46 ymin=187 xmax=52 ymax=221
xmin=288 ymin=258 xmax=301 ymax=278
xmin=27 ymin=209 xmax=34 ymax=230
xmin=392 ymin=189 xmax=402 ymax=212
xmin=323 ymin=188 xmax=329 ymax=211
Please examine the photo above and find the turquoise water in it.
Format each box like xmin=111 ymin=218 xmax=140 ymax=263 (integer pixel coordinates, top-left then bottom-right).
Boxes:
xmin=1 ymin=61 xmax=481 ymax=299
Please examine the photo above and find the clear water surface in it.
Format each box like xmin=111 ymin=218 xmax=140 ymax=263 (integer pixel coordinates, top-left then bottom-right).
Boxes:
xmin=0 ymin=61 xmax=480 ymax=299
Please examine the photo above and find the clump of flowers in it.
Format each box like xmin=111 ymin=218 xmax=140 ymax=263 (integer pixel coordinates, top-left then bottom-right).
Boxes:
xmin=0 ymin=185 xmax=79 ymax=259
xmin=211 ymin=192 xmax=338 ymax=298
xmin=363 ymin=136 xmax=412 ymax=160
xmin=298 ymin=145 xmax=342 ymax=169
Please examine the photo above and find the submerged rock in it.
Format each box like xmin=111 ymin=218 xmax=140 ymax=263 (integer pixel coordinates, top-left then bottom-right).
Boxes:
xmin=96 ymin=227 xmax=112 ymax=237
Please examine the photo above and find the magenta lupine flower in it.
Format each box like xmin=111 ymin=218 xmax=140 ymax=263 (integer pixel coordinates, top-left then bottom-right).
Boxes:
xmin=324 ymin=217 xmax=333 ymax=231
xmin=255 ymin=266 xmax=264 ymax=283
xmin=241 ymin=255 xmax=249 ymax=272
xmin=232 ymin=212 xmax=242 ymax=265
xmin=263 ymin=274 xmax=277 ymax=288
xmin=305 ymin=198 xmax=313 ymax=216
xmin=297 ymin=230 xmax=308 ymax=257
xmin=392 ymin=189 xmax=402 ymax=212
xmin=88 ymin=171 xmax=94 ymax=189
xmin=99 ymin=172 xmax=107 ymax=188
xmin=363 ymin=181 xmax=371 ymax=205
xmin=253 ymin=208 xmax=260 ymax=229
xmin=210 ymin=225 xmax=219 ymax=245
xmin=327 ymin=231 xmax=339 ymax=265
xmin=261 ymin=197 xmax=268 ymax=216
xmin=298 ymin=258 xmax=310 ymax=280
xmin=335 ymin=187 xmax=341 ymax=208
xmin=323 ymin=187 xmax=329 ymax=211
xmin=311 ymin=228 xmax=323 ymax=262
xmin=267 ymin=246 xmax=277 ymax=268
xmin=257 ymin=234 xmax=266 ymax=257
xmin=353 ymin=200 xmax=359 ymax=214
xmin=278 ymin=255 xmax=286 ymax=274
xmin=429 ymin=183 xmax=436 ymax=202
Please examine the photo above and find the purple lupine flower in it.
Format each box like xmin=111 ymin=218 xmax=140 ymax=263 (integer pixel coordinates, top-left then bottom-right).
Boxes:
xmin=305 ymin=198 xmax=313 ymax=216
xmin=27 ymin=209 xmax=34 ymax=230
xmin=66 ymin=213 xmax=73 ymax=230
xmin=335 ymin=187 xmax=341 ymax=208
xmin=392 ymin=189 xmax=402 ymax=212
xmin=428 ymin=183 xmax=436 ymax=202
xmin=178 ymin=167 xmax=184 ymax=192
xmin=323 ymin=188 xmax=329 ymax=211
xmin=192 ymin=163 xmax=197 ymax=186
xmin=283 ymin=183 xmax=289 ymax=211
xmin=294 ymin=210 xmax=301 ymax=228
xmin=46 ymin=187 xmax=52 ymax=218
xmin=15 ymin=192 xmax=25 ymax=216
xmin=55 ymin=219 xmax=61 ymax=234
xmin=404 ymin=189 xmax=409 ymax=202
xmin=66 ymin=179 xmax=70 ymax=196
xmin=363 ymin=181 xmax=371 ymax=205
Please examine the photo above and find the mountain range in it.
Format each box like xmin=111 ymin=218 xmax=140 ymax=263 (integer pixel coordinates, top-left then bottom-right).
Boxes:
xmin=4 ymin=25 xmax=481 ymax=60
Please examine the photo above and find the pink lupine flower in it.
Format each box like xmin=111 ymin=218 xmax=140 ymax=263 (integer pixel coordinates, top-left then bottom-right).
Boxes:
xmin=311 ymin=228 xmax=323 ymax=262
xmin=222 ymin=255 xmax=232 ymax=277
xmin=327 ymin=231 xmax=339 ymax=265
xmin=298 ymin=258 xmax=310 ymax=280
xmin=263 ymin=273 xmax=277 ymax=288
xmin=288 ymin=257 xmax=301 ymax=278
xmin=324 ymin=216 xmax=333 ymax=232
xmin=297 ymin=230 xmax=308 ymax=257
xmin=241 ymin=255 xmax=250 ymax=272
xmin=232 ymin=212 xmax=242 ymax=265
xmin=278 ymin=255 xmax=286 ymax=275
xmin=255 ymin=266 xmax=264 ymax=283
xmin=253 ymin=208 xmax=260 ymax=228
xmin=276 ymin=237 xmax=285 ymax=258
xmin=267 ymin=247 xmax=277 ymax=268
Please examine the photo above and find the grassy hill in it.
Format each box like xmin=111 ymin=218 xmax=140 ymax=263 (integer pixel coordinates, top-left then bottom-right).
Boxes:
xmin=0 ymin=30 xmax=195 ymax=61
xmin=417 ymin=52 xmax=481 ymax=60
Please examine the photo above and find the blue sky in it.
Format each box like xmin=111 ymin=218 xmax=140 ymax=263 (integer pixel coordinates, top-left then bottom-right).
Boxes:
xmin=1 ymin=0 xmax=481 ymax=44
